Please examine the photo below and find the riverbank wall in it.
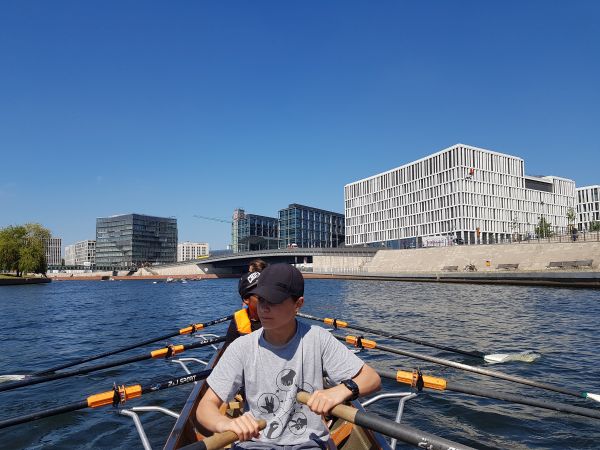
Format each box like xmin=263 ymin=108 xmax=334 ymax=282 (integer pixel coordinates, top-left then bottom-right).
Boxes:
xmin=310 ymin=241 xmax=600 ymax=287
xmin=313 ymin=241 xmax=599 ymax=274
xmin=0 ymin=277 xmax=52 ymax=286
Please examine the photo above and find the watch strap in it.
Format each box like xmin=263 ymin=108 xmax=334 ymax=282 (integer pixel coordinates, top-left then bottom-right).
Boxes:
xmin=341 ymin=379 xmax=360 ymax=401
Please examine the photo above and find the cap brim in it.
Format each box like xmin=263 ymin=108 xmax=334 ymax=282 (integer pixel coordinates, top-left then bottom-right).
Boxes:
xmin=252 ymin=285 xmax=290 ymax=304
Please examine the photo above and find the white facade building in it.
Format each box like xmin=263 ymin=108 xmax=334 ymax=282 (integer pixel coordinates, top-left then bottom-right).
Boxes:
xmin=177 ymin=242 xmax=209 ymax=262
xmin=576 ymin=185 xmax=600 ymax=231
xmin=64 ymin=240 xmax=96 ymax=266
xmin=45 ymin=237 xmax=62 ymax=265
xmin=344 ymin=144 xmax=576 ymax=248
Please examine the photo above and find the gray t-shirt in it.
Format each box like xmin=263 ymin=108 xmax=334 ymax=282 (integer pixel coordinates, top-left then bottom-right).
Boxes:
xmin=207 ymin=320 xmax=364 ymax=447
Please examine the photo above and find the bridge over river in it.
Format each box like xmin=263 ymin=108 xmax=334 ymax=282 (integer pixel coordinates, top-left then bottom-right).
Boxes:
xmin=138 ymin=248 xmax=378 ymax=276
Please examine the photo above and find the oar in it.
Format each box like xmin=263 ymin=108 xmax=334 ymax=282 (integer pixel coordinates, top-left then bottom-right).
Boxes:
xmin=0 ymin=314 xmax=232 ymax=382
xmin=377 ymin=368 xmax=600 ymax=420
xmin=296 ymin=391 xmax=475 ymax=450
xmin=178 ymin=420 xmax=267 ymax=450
xmin=338 ymin=334 xmax=600 ymax=403
xmin=299 ymin=312 xmax=538 ymax=363
xmin=0 ymin=336 xmax=225 ymax=393
xmin=0 ymin=369 xmax=212 ymax=430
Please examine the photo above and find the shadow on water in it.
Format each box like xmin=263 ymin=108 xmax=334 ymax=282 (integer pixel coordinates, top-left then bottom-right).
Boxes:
xmin=0 ymin=279 xmax=599 ymax=448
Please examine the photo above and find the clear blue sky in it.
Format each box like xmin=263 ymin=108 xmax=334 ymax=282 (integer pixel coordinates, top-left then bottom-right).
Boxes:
xmin=1 ymin=1 xmax=598 ymax=249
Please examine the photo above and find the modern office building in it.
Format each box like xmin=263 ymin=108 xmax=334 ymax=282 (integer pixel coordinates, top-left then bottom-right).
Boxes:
xmin=64 ymin=240 xmax=96 ymax=266
xmin=96 ymin=214 xmax=177 ymax=268
xmin=278 ymin=204 xmax=345 ymax=248
xmin=177 ymin=241 xmax=209 ymax=261
xmin=576 ymin=185 xmax=600 ymax=231
xmin=44 ymin=237 xmax=62 ymax=265
xmin=344 ymin=143 xmax=576 ymax=248
xmin=231 ymin=209 xmax=280 ymax=253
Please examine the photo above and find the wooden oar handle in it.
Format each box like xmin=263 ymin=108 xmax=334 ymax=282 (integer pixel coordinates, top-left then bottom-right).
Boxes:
xmin=200 ymin=419 xmax=267 ymax=450
xmin=296 ymin=391 xmax=358 ymax=423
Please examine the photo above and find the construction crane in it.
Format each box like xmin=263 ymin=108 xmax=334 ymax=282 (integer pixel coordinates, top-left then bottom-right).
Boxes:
xmin=193 ymin=215 xmax=233 ymax=224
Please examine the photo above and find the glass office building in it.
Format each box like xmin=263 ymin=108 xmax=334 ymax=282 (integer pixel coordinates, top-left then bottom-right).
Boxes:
xmin=96 ymin=214 xmax=177 ymax=268
xmin=278 ymin=204 xmax=345 ymax=248
xmin=231 ymin=209 xmax=280 ymax=253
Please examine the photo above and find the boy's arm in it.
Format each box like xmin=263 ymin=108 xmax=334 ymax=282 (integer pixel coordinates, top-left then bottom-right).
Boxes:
xmin=196 ymin=386 xmax=261 ymax=441
xmin=306 ymin=364 xmax=381 ymax=415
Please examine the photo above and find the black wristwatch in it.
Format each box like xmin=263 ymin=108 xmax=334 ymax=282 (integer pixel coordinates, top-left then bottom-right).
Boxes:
xmin=341 ymin=379 xmax=360 ymax=401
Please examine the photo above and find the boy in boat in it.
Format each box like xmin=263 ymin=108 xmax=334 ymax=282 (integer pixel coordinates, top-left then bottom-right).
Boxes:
xmin=224 ymin=271 xmax=263 ymax=345
xmin=196 ymin=263 xmax=381 ymax=449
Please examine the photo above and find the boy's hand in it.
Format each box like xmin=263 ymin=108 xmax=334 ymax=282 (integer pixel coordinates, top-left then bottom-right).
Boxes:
xmin=306 ymin=385 xmax=349 ymax=415
xmin=215 ymin=413 xmax=261 ymax=441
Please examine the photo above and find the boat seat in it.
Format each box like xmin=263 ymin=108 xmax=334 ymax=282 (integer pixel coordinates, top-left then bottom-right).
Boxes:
xmin=441 ymin=265 xmax=459 ymax=271
xmin=496 ymin=263 xmax=519 ymax=270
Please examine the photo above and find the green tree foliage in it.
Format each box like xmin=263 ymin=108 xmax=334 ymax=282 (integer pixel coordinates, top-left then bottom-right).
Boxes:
xmin=0 ymin=225 xmax=26 ymax=275
xmin=589 ymin=221 xmax=600 ymax=232
xmin=0 ymin=223 xmax=51 ymax=276
xmin=535 ymin=217 xmax=552 ymax=238
xmin=566 ymin=207 xmax=576 ymax=232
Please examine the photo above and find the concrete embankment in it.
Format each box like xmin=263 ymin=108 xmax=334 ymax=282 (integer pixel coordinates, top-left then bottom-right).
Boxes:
xmin=0 ymin=277 xmax=52 ymax=286
xmin=49 ymin=273 xmax=232 ymax=281
xmin=304 ymin=271 xmax=600 ymax=288
xmin=311 ymin=241 xmax=600 ymax=288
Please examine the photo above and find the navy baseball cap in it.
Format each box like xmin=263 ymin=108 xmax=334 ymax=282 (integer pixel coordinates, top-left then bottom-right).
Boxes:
xmin=238 ymin=271 xmax=261 ymax=299
xmin=253 ymin=263 xmax=304 ymax=304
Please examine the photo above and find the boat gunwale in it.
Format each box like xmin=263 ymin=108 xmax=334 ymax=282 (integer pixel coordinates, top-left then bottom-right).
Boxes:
xmin=163 ymin=341 xmax=227 ymax=450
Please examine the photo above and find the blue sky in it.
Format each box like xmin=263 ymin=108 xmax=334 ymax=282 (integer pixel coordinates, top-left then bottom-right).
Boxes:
xmin=1 ymin=1 xmax=599 ymax=249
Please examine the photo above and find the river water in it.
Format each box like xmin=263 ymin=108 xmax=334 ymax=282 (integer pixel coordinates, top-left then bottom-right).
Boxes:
xmin=0 ymin=279 xmax=599 ymax=449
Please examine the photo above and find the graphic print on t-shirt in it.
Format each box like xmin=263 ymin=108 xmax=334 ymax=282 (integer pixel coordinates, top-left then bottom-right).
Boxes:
xmin=262 ymin=368 xmax=314 ymax=440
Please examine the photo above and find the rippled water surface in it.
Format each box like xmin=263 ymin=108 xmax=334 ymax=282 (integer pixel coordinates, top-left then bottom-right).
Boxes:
xmin=0 ymin=279 xmax=599 ymax=449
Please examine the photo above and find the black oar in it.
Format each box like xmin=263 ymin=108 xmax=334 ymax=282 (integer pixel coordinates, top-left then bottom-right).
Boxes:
xmin=0 ymin=314 xmax=232 ymax=383
xmin=178 ymin=420 xmax=267 ymax=450
xmin=299 ymin=312 xmax=538 ymax=363
xmin=296 ymin=391 xmax=475 ymax=450
xmin=0 ymin=336 xmax=225 ymax=393
xmin=0 ymin=369 xmax=212 ymax=430
xmin=338 ymin=334 xmax=600 ymax=403
xmin=377 ymin=368 xmax=600 ymax=420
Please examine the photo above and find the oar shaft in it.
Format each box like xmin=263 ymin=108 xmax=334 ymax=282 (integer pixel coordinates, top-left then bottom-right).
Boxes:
xmin=341 ymin=336 xmax=585 ymax=400
xmin=0 ymin=401 xmax=88 ymax=430
xmin=296 ymin=392 xmax=475 ymax=450
xmin=32 ymin=331 xmax=177 ymax=376
xmin=0 ymin=336 xmax=225 ymax=393
xmin=0 ymin=369 xmax=212 ymax=430
xmin=298 ymin=313 xmax=484 ymax=359
xmin=32 ymin=315 xmax=232 ymax=376
xmin=377 ymin=369 xmax=600 ymax=421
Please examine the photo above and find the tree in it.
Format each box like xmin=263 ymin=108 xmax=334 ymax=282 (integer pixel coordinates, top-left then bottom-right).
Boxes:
xmin=566 ymin=207 xmax=576 ymax=232
xmin=0 ymin=223 xmax=50 ymax=276
xmin=589 ymin=221 xmax=600 ymax=232
xmin=21 ymin=223 xmax=51 ymax=276
xmin=0 ymin=225 xmax=26 ymax=276
xmin=535 ymin=217 xmax=552 ymax=238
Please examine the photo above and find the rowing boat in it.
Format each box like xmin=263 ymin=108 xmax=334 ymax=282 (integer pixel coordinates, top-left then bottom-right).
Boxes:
xmin=163 ymin=325 xmax=392 ymax=450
